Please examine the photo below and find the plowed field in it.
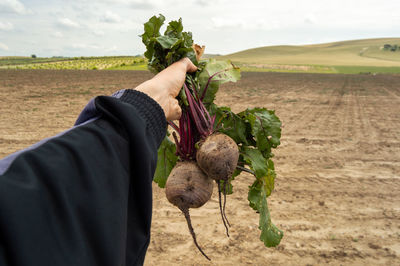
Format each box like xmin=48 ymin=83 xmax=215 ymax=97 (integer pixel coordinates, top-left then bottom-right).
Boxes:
xmin=1 ymin=70 xmax=399 ymax=265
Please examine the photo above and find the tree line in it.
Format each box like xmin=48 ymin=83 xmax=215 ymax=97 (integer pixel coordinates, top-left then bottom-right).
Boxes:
xmin=383 ymin=44 xmax=399 ymax=52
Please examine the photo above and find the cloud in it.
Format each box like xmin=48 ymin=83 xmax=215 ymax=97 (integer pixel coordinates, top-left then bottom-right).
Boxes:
xmin=211 ymin=17 xmax=280 ymax=30
xmin=51 ymin=31 xmax=63 ymax=38
xmin=211 ymin=17 xmax=245 ymax=29
xmin=58 ymin=18 xmax=80 ymax=28
xmin=71 ymin=43 xmax=101 ymax=50
xmin=68 ymin=43 xmax=122 ymax=54
xmin=114 ymin=20 xmax=142 ymax=32
xmin=195 ymin=0 xmax=209 ymax=5
xmin=304 ymin=14 xmax=317 ymax=24
xmin=0 ymin=21 xmax=13 ymax=31
xmin=0 ymin=42 xmax=9 ymax=51
xmin=195 ymin=0 xmax=228 ymax=6
xmin=0 ymin=0 xmax=30 ymax=14
xmin=101 ymin=11 xmax=122 ymax=23
xmin=105 ymin=45 xmax=118 ymax=52
xmin=96 ymin=0 xmax=155 ymax=9
xmin=92 ymin=29 xmax=105 ymax=36
xmin=127 ymin=0 xmax=154 ymax=10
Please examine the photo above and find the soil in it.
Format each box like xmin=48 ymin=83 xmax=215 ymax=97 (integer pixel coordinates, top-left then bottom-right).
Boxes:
xmin=1 ymin=70 xmax=399 ymax=265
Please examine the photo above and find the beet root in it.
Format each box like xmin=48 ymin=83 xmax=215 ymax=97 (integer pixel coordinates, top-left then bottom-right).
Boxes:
xmin=196 ymin=133 xmax=239 ymax=182
xmin=196 ymin=133 xmax=239 ymax=237
xmin=166 ymin=161 xmax=213 ymax=209
xmin=165 ymin=161 xmax=213 ymax=260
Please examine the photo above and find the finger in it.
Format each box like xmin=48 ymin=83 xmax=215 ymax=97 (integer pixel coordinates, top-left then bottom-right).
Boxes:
xmin=155 ymin=58 xmax=196 ymax=82
xmin=168 ymin=99 xmax=182 ymax=121
xmin=180 ymin=57 xmax=197 ymax=73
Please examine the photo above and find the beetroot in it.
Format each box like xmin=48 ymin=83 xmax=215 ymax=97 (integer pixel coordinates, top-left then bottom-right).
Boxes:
xmin=196 ymin=133 xmax=239 ymax=182
xmin=196 ymin=133 xmax=239 ymax=236
xmin=165 ymin=161 xmax=213 ymax=260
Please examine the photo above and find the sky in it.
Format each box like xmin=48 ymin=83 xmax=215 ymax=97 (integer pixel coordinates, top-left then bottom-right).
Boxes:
xmin=0 ymin=0 xmax=399 ymax=57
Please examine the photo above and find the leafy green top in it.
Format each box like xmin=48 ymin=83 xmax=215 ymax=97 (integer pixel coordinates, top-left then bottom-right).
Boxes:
xmin=141 ymin=14 xmax=197 ymax=73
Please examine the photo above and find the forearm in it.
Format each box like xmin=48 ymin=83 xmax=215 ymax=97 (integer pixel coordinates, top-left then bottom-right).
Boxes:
xmin=0 ymin=90 xmax=166 ymax=266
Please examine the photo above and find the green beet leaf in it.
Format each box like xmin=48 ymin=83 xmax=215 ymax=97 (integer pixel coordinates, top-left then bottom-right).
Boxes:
xmin=263 ymin=159 xmax=276 ymax=197
xmin=241 ymin=146 xmax=269 ymax=178
xmin=211 ymin=105 xmax=248 ymax=145
xmin=154 ymin=136 xmax=178 ymax=188
xmin=198 ymin=59 xmax=241 ymax=105
xmin=241 ymin=147 xmax=276 ymax=196
xmin=141 ymin=14 xmax=165 ymax=64
xmin=240 ymin=108 xmax=281 ymax=156
xmin=182 ymin=32 xmax=195 ymax=49
xmin=141 ymin=14 xmax=165 ymax=46
xmin=248 ymin=181 xmax=283 ymax=247
xmin=164 ymin=18 xmax=184 ymax=37
xmin=141 ymin=14 xmax=197 ymax=74
xmin=156 ymin=36 xmax=180 ymax=49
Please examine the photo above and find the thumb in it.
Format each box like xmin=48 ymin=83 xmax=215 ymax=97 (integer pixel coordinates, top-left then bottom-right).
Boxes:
xmin=181 ymin=58 xmax=197 ymax=73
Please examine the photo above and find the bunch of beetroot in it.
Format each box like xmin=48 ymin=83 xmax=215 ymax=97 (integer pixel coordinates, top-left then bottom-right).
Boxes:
xmin=142 ymin=15 xmax=283 ymax=260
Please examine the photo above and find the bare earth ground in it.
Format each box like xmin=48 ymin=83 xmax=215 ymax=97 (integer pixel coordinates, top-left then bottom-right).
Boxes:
xmin=0 ymin=70 xmax=399 ymax=265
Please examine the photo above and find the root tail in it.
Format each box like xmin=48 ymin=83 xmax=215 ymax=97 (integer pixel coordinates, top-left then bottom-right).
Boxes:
xmin=218 ymin=180 xmax=230 ymax=237
xmin=181 ymin=207 xmax=211 ymax=261
xmin=222 ymin=180 xmax=231 ymax=227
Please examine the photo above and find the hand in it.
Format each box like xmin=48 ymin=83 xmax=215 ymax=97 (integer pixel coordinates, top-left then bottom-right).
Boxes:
xmin=134 ymin=58 xmax=197 ymax=120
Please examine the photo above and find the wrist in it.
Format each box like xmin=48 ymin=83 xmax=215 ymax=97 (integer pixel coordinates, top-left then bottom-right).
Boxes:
xmin=134 ymin=80 xmax=167 ymax=117
xmin=134 ymin=80 xmax=156 ymax=101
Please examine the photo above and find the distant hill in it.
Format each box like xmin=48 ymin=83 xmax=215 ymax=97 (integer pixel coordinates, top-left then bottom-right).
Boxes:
xmin=202 ymin=53 xmax=222 ymax=59
xmin=218 ymin=38 xmax=400 ymax=67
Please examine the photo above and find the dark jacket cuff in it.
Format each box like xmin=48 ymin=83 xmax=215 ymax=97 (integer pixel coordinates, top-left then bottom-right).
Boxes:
xmin=118 ymin=89 xmax=167 ymax=147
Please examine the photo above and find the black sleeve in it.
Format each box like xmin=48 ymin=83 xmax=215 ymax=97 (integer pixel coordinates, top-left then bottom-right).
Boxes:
xmin=0 ymin=89 xmax=167 ymax=266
